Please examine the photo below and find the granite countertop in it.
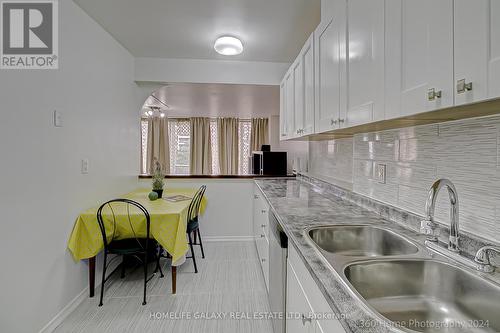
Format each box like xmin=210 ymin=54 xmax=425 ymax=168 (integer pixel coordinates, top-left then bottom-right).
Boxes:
xmin=254 ymin=177 xmax=500 ymax=333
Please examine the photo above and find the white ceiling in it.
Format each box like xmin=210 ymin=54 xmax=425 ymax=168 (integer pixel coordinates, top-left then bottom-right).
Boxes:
xmin=141 ymin=83 xmax=279 ymax=118
xmin=73 ymin=0 xmax=320 ymax=62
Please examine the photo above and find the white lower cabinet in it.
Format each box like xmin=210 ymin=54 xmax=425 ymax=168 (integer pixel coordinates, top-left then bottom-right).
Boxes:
xmin=287 ymin=259 xmax=316 ymax=333
xmin=253 ymin=185 xmax=270 ymax=291
xmin=287 ymin=245 xmax=346 ymax=333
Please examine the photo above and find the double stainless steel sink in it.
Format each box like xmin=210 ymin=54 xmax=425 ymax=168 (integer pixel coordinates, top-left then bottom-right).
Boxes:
xmin=308 ymin=225 xmax=419 ymax=257
xmin=307 ymin=225 xmax=500 ymax=333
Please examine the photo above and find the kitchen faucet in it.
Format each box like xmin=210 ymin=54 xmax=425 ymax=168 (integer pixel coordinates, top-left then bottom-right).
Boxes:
xmin=474 ymin=246 xmax=500 ymax=273
xmin=420 ymin=178 xmax=460 ymax=252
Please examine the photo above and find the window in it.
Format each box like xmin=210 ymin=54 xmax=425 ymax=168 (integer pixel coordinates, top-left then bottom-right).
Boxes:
xmin=141 ymin=119 xmax=148 ymax=174
xmin=238 ymin=120 xmax=251 ymax=175
xmin=141 ymin=118 xmax=253 ymax=175
xmin=168 ymin=119 xmax=191 ymax=175
xmin=209 ymin=120 xmax=220 ymax=175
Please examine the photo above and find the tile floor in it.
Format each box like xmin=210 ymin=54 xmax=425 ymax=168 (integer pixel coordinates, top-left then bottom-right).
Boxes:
xmin=54 ymin=242 xmax=273 ymax=333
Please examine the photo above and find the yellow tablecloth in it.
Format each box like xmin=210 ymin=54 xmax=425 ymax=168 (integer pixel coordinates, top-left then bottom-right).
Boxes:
xmin=67 ymin=188 xmax=206 ymax=264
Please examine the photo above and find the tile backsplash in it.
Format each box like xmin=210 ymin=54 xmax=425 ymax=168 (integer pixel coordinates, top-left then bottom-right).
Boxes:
xmin=309 ymin=115 xmax=500 ymax=243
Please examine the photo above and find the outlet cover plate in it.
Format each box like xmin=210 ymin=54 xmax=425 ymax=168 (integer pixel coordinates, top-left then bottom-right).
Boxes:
xmin=376 ymin=164 xmax=386 ymax=184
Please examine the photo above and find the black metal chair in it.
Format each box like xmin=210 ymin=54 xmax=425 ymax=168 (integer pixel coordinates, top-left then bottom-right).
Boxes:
xmin=96 ymin=199 xmax=163 ymax=306
xmin=157 ymin=185 xmax=207 ymax=274
xmin=186 ymin=185 xmax=207 ymax=273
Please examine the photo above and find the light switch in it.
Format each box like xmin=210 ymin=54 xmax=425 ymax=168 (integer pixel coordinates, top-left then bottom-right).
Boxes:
xmin=53 ymin=110 xmax=62 ymax=127
xmin=81 ymin=159 xmax=89 ymax=174
xmin=376 ymin=164 xmax=386 ymax=184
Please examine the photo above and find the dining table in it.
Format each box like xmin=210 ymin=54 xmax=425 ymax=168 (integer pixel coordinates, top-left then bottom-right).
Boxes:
xmin=67 ymin=187 xmax=207 ymax=296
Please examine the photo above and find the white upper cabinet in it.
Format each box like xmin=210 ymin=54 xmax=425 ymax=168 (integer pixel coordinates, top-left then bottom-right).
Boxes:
xmin=293 ymin=58 xmax=304 ymax=138
xmin=302 ymin=35 xmax=315 ymax=135
xmin=386 ymin=0 xmax=454 ymax=118
xmin=280 ymin=0 xmax=500 ymax=139
xmin=279 ymin=79 xmax=287 ymax=139
xmin=454 ymin=0 xmax=500 ymax=105
xmin=285 ymin=70 xmax=295 ymax=139
xmin=345 ymin=0 xmax=385 ymax=127
xmin=280 ymin=33 xmax=315 ymax=139
xmin=314 ymin=2 xmax=347 ymax=133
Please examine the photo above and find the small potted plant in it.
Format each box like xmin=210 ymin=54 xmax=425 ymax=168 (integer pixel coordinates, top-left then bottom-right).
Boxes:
xmin=151 ymin=160 xmax=165 ymax=198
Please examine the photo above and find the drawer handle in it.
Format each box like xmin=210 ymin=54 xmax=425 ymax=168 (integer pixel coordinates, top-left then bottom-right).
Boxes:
xmin=457 ymin=79 xmax=472 ymax=94
xmin=261 ymin=224 xmax=266 ymax=228
xmin=260 ymin=234 xmax=265 ymax=238
xmin=261 ymin=258 xmax=266 ymax=262
xmin=301 ymin=314 xmax=312 ymax=326
xmin=427 ymin=88 xmax=442 ymax=101
xmin=261 ymin=210 xmax=267 ymax=214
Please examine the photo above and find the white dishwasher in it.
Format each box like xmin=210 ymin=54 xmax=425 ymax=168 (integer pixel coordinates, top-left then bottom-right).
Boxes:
xmin=269 ymin=211 xmax=288 ymax=333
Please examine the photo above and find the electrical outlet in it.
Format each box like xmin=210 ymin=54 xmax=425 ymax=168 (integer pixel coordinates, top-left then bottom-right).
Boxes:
xmin=81 ymin=159 xmax=89 ymax=174
xmin=376 ymin=164 xmax=386 ymax=184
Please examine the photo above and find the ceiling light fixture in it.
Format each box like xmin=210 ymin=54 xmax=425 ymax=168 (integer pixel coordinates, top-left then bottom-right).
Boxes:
xmin=144 ymin=106 xmax=166 ymax=118
xmin=214 ymin=36 xmax=243 ymax=56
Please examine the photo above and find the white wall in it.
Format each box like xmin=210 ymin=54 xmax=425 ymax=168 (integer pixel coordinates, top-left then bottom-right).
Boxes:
xmin=137 ymin=179 xmax=254 ymax=240
xmin=0 ymin=1 xmax=138 ymax=332
xmin=135 ymin=57 xmax=290 ymax=85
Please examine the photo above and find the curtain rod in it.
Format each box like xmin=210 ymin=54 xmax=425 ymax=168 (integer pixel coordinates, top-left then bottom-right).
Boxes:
xmin=141 ymin=117 xmax=269 ymax=121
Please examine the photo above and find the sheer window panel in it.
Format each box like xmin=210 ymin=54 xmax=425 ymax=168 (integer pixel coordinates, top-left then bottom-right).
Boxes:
xmin=141 ymin=119 xmax=148 ymax=174
xmin=238 ymin=120 xmax=252 ymax=175
xmin=168 ymin=119 xmax=191 ymax=175
xmin=210 ymin=120 xmax=220 ymax=175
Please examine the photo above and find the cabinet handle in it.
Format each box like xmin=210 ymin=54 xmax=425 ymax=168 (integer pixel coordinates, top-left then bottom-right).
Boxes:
xmin=457 ymin=79 xmax=473 ymax=94
xmin=330 ymin=119 xmax=338 ymax=126
xmin=338 ymin=118 xmax=345 ymax=124
xmin=301 ymin=314 xmax=312 ymax=326
xmin=427 ymin=88 xmax=442 ymax=101
xmin=260 ymin=234 xmax=265 ymax=238
xmin=261 ymin=258 xmax=266 ymax=262
xmin=281 ymin=134 xmax=286 ymax=137
xmin=261 ymin=210 xmax=267 ymax=214
xmin=261 ymin=224 xmax=266 ymax=228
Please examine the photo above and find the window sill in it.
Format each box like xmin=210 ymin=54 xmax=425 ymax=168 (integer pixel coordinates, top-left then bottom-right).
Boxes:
xmin=138 ymin=174 xmax=296 ymax=179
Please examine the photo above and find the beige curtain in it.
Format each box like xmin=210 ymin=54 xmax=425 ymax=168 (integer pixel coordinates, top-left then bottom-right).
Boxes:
xmin=251 ymin=118 xmax=269 ymax=152
xmin=217 ymin=118 xmax=239 ymax=175
xmin=146 ymin=117 xmax=170 ymax=174
xmin=190 ymin=117 xmax=212 ymax=175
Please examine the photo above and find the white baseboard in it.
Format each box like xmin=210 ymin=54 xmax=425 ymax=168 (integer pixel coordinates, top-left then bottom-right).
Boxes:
xmin=203 ymin=236 xmax=254 ymax=242
xmin=38 ymin=286 xmax=89 ymax=333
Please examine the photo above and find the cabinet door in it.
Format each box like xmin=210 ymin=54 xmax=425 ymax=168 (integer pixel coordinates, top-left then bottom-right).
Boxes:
xmin=454 ymin=0 xmax=500 ymax=105
xmin=314 ymin=6 xmax=346 ymax=133
xmin=303 ymin=35 xmax=315 ymax=135
xmin=346 ymin=0 xmax=385 ymax=127
xmin=293 ymin=59 xmax=304 ymax=137
xmin=489 ymin=1 xmax=500 ymax=100
xmin=253 ymin=187 xmax=262 ymax=238
xmin=285 ymin=71 xmax=295 ymax=137
xmin=256 ymin=236 xmax=269 ymax=290
xmin=286 ymin=260 xmax=315 ymax=333
xmin=387 ymin=0 xmax=454 ymax=117
xmin=280 ymin=80 xmax=288 ymax=140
